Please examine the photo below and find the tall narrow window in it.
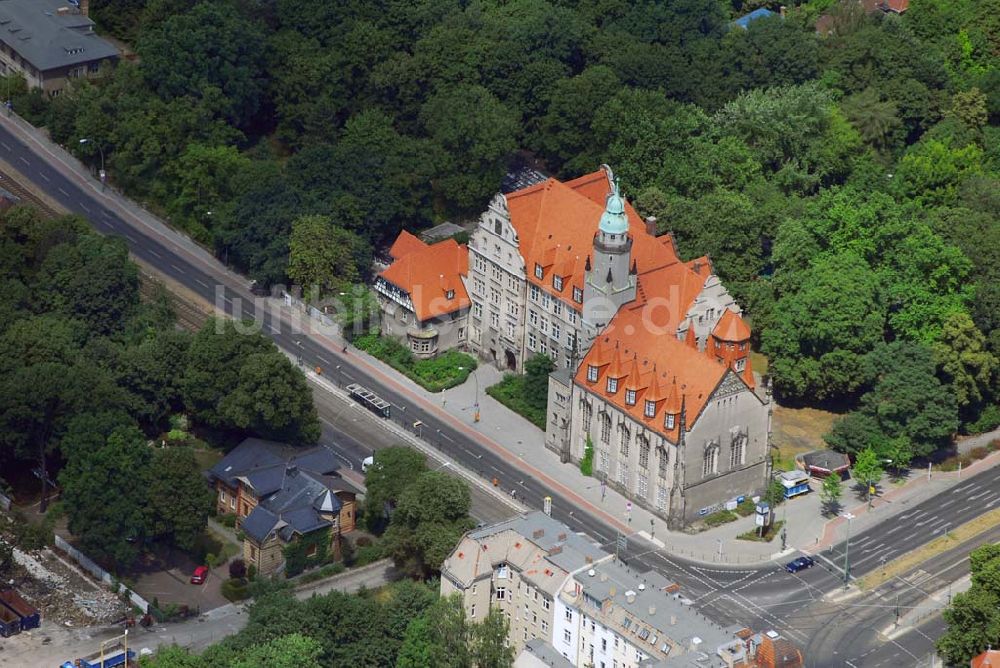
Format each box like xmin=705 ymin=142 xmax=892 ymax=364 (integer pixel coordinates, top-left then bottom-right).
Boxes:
xmin=607 ymin=377 xmax=618 ymax=393
xmin=625 ymin=389 xmax=636 ymax=405
xmin=658 ymin=448 xmax=669 ymax=478
xmin=582 ymin=401 xmax=593 ymax=431
xmin=535 ymin=264 xmax=544 ymax=279
xmin=638 ymin=437 xmax=650 ymax=469
xmin=573 ymin=287 xmax=583 ymax=303
xmin=600 ymin=413 xmax=612 ymax=444
xmin=665 ymin=413 xmax=676 ymax=430
xmin=644 ymin=400 xmax=656 ymax=418
xmin=553 ymin=275 xmax=564 ymax=291
xmin=587 ymin=365 xmax=598 ymax=382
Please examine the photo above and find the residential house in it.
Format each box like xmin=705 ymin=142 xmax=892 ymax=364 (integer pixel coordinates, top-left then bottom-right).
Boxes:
xmin=442 ymin=511 xmax=801 ymax=668
xmin=0 ymin=0 xmax=118 ymax=96
xmin=972 ymin=650 xmax=1000 ymax=668
xmin=206 ymin=438 xmax=360 ymax=575
xmin=373 ymin=231 xmax=471 ymax=358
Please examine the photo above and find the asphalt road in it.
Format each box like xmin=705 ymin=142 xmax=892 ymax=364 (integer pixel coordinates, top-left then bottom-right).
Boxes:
xmin=2 ymin=120 xmax=994 ymax=665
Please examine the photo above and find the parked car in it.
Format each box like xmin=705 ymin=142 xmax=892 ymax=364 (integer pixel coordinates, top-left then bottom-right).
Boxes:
xmin=361 ymin=455 xmax=374 ymax=473
xmin=190 ymin=566 xmax=209 ymax=584
xmin=785 ymin=556 xmax=815 ymax=573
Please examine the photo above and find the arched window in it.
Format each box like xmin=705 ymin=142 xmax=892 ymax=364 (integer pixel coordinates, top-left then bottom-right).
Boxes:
xmin=730 ymin=429 xmax=746 ymax=468
xmin=494 ymin=219 xmax=502 ymax=235
xmin=657 ymin=447 xmax=669 ymax=478
xmin=638 ymin=436 xmax=650 ymax=469
xmin=600 ymin=413 xmax=611 ymax=444
xmin=581 ymin=401 xmax=593 ymax=432
xmin=702 ymin=443 xmax=718 ymax=478
xmin=618 ymin=423 xmax=630 ymax=457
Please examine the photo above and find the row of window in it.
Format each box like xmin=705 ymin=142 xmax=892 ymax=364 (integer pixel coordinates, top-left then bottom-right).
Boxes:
xmin=533 ymin=263 xmax=586 ymax=305
xmin=587 ymin=368 xmax=680 ymax=429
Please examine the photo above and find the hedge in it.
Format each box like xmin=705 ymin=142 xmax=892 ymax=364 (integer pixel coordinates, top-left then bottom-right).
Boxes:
xmin=353 ymin=333 xmax=477 ymax=392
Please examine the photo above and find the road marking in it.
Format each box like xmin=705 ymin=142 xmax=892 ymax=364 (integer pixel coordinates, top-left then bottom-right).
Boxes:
xmin=148 ymin=249 xmax=161 ymax=259
xmin=0 ymin=142 xmax=10 ymax=151
xmin=57 ymin=187 xmax=70 ymax=197
xmin=38 ymin=172 xmax=50 ymax=182
xmin=18 ymin=156 xmax=28 ymax=166
xmin=968 ymin=489 xmax=991 ymax=500
xmin=885 ymin=525 xmax=904 ymax=535
xmin=78 ymin=202 xmax=90 ymax=213
xmin=122 ymin=233 xmax=137 ymax=243
xmin=956 ymin=504 xmax=972 ymax=513
xmin=939 ymin=498 xmax=957 ymax=507
xmin=441 ymin=432 xmax=455 ymax=443
xmin=195 ymin=279 xmax=209 ymax=289
xmin=170 ymin=263 xmax=185 ymax=274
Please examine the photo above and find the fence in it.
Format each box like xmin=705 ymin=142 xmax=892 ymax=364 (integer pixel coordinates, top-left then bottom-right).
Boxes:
xmin=53 ymin=535 xmax=151 ymax=613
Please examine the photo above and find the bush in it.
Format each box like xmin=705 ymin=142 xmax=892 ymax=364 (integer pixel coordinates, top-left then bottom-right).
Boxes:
xmin=297 ymin=562 xmax=346 ymax=584
xmin=355 ymin=536 xmax=373 ymax=548
xmin=486 ymin=375 xmax=546 ymax=429
xmin=703 ymin=510 xmax=738 ymax=527
xmin=580 ymin=435 xmax=594 ymax=477
xmin=969 ymin=446 xmax=989 ymax=461
xmin=737 ymin=520 xmax=785 ymax=543
xmin=991 ymin=440 xmax=1000 ymax=452
xmin=205 ymin=552 xmax=219 ymax=569
xmin=13 ymin=511 xmax=53 ymax=551
xmin=353 ymin=333 xmax=476 ymax=392
xmin=247 ymin=564 xmax=257 ymax=581
xmin=354 ymin=544 xmax=384 ymax=567
xmin=229 ymin=558 xmax=247 ymax=579
xmin=735 ymin=499 xmax=756 ymax=517
xmin=967 ymin=404 xmax=1000 ymax=434
xmin=220 ymin=578 xmax=249 ymax=602
xmin=218 ymin=514 xmax=237 ymax=528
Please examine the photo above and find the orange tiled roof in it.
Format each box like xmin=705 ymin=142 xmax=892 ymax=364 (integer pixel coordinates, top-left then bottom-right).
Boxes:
xmin=884 ymin=0 xmax=908 ymax=12
xmin=575 ymin=308 xmax=736 ymax=442
xmin=713 ymin=309 xmax=752 ymax=342
xmin=388 ymin=230 xmax=427 ymax=260
xmin=756 ymin=635 xmax=804 ymax=668
xmin=379 ymin=237 xmax=470 ymax=322
xmin=505 ymin=168 xmax=706 ymax=315
xmin=973 ymin=650 xmax=1000 ymax=668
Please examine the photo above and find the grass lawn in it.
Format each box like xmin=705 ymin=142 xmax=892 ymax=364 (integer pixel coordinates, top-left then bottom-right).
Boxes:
xmin=353 ymin=332 xmax=476 ymax=392
xmin=771 ymin=405 xmax=841 ymax=471
xmin=486 ymin=375 xmax=546 ymax=430
xmin=192 ymin=447 xmax=224 ymax=472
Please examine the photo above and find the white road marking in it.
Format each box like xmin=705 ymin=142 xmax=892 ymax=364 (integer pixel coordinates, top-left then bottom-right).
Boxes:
xmin=79 ymin=202 xmax=90 ymax=213
xmin=38 ymin=172 xmax=49 ymax=182
xmin=123 ymin=233 xmax=136 ymax=243
xmin=968 ymin=489 xmax=991 ymax=500
xmin=148 ymin=249 xmax=161 ymax=259
xmin=938 ymin=498 xmax=957 ymax=507
xmin=57 ymin=187 xmax=70 ymax=197
xmin=317 ymin=355 xmax=331 ymax=365
xmin=195 ymin=279 xmax=209 ymax=289
xmin=1 ymin=141 xmax=10 ymax=151
xmin=18 ymin=156 xmax=28 ymax=166
xmin=170 ymin=263 xmax=185 ymax=274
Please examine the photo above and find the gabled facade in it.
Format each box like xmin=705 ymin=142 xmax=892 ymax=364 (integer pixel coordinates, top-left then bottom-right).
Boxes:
xmin=206 ymin=438 xmax=360 ymax=575
xmin=374 ymin=231 xmax=471 ymax=358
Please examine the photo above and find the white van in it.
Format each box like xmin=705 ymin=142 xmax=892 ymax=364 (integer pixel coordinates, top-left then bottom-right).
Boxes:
xmin=361 ymin=455 xmax=374 ymax=473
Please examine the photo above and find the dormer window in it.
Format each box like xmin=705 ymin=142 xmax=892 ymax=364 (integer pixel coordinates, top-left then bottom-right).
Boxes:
xmin=644 ymin=400 xmax=656 ymax=418
xmin=665 ymin=413 xmax=676 ymax=430
xmin=446 ymin=289 xmax=455 ymax=300
xmin=573 ymin=287 xmax=583 ymax=303
xmin=735 ymin=358 xmax=746 ymax=372
xmin=553 ymin=275 xmax=564 ymax=291
xmin=535 ymin=264 xmax=544 ymax=279
xmin=625 ymin=389 xmax=636 ymax=406
xmin=607 ymin=377 xmax=618 ymax=393
xmin=587 ymin=365 xmax=598 ymax=382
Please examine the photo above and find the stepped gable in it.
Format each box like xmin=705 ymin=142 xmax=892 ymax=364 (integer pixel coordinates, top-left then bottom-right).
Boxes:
xmin=575 ymin=308 xmax=741 ymax=442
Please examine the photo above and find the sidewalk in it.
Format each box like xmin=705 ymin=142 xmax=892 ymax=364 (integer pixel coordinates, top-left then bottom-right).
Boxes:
xmin=327 ymin=336 xmax=1000 ymax=566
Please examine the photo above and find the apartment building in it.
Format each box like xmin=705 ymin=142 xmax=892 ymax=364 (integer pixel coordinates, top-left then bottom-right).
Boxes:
xmin=0 ymin=0 xmax=118 ymax=96
xmin=443 ymin=512 xmax=803 ymax=668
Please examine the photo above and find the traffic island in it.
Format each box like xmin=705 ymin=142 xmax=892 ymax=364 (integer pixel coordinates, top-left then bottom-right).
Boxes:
xmin=737 ymin=520 xmax=785 ymax=542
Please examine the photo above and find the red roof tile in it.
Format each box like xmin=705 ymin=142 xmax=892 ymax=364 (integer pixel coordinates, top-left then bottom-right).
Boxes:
xmin=379 ymin=237 xmax=470 ymax=322
xmin=712 ymin=309 xmax=751 ymax=342
xmin=576 ymin=308 xmax=735 ymax=442
xmin=388 ymin=230 xmax=427 ymax=260
xmin=973 ymin=650 xmax=1000 ymax=668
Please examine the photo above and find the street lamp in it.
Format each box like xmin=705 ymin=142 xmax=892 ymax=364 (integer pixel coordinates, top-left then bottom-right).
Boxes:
xmin=842 ymin=512 xmax=856 ymax=589
xmin=78 ymin=138 xmax=106 ymax=191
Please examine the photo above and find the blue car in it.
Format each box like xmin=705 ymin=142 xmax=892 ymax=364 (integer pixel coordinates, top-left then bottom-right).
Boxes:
xmin=785 ymin=556 xmax=815 ymax=573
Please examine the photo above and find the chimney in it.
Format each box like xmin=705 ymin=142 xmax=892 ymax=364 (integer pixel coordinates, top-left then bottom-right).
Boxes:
xmin=549 ymin=545 xmax=562 ymax=556
xmin=670 ymin=615 xmax=677 ymax=626
xmin=779 ymin=5 xmax=786 ymax=17
xmin=557 ymin=532 xmax=566 ymax=541
xmin=644 ymin=216 xmax=657 ymax=236
xmin=600 ymin=573 xmax=608 ymax=583
xmin=80 ymin=0 xmax=90 ymax=16
xmin=625 ymin=590 xmax=636 ymax=604
xmin=648 ymin=605 xmax=656 ymax=615
xmin=533 ymin=529 xmax=544 ymax=539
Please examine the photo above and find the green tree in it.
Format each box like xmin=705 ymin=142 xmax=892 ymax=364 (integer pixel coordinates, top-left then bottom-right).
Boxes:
xmin=363 ymin=447 xmax=428 ymax=531
xmin=147 ymin=447 xmax=214 ymax=552
xmin=523 ymin=354 xmax=555 ymax=412
xmin=231 ymin=633 xmax=323 ymax=668
xmin=825 ymin=411 xmax=885 ymax=457
xmin=932 ymin=311 xmax=997 ymax=412
xmin=763 ymin=479 xmax=785 ymax=508
xmin=287 ymin=215 xmax=366 ymax=293
xmin=470 ymin=609 xmax=514 ymax=668
xmin=420 ymin=84 xmax=518 ymax=211
xmin=383 ymin=471 xmax=474 ymax=577
xmin=59 ymin=426 xmax=152 ymax=566
xmin=937 ymin=544 xmax=1000 ymax=664
xmin=840 ymin=87 xmax=903 ymax=152
xmin=136 ymin=0 xmax=268 ymax=129
xmin=850 ymin=447 xmax=883 ymax=502
xmin=397 ymin=595 xmax=470 ymax=668
xmin=538 ymin=65 xmax=621 ymax=173
xmin=117 ymin=328 xmax=191 ymax=430
xmin=163 ymin=144 xmax=252 ymax=241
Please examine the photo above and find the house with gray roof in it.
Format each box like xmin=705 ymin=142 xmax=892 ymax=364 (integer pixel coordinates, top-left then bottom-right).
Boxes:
xmin=0 ymin=0 xmax=118 ymax=96
xmin=206 ymin=438 xmax=361 ymax=575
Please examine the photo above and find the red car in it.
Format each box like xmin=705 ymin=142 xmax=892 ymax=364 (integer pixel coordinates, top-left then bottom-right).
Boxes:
xmin=190 ymin=566 xmax=209 ymax=584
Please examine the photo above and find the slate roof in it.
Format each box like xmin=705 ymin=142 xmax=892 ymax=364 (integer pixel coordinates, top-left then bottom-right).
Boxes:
xmin=207 ymin=438 xmax=358 ymax=544
xmin=0 ymin=0 xmax=118 ymax=71
xmin=801 ymin=449 xmax=850 ymax=474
